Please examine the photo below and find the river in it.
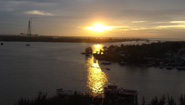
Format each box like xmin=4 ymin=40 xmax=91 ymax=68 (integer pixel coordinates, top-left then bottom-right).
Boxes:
xmin=0 ymin=41 xmax=185 ymax=105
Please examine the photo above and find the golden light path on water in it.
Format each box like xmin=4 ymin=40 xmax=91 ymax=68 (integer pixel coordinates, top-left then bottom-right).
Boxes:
xmin=87 ymin=44 xmax=108 ymax=96
xmin=92 ymin=44 xmax=104 ymax=54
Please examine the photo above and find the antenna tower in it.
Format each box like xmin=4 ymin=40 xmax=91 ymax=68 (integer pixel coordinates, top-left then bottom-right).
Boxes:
xmin=27 ymin=19 xmax=32 ymax=36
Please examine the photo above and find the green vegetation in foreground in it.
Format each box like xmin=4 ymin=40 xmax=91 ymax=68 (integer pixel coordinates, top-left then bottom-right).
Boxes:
xmin=15 ymin=92 xmax=185 ymax=105
xmin=0 ymin=35 xmax=146 ymax=43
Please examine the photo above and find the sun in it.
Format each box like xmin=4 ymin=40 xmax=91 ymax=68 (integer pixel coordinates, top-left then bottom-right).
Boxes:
xmin=86 ymin=23 xmax=112 ymax=32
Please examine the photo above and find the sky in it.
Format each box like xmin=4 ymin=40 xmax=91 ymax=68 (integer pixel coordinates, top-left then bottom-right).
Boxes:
xmin=1 ymin=0 xmax=185 ymax=39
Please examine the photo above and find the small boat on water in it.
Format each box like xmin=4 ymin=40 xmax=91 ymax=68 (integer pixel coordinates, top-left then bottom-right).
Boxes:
xmin=101 ymin=61 xmax=112 ymax=65
xmin=166 ymin=66 xmax=172 ymax=70
xmin=177 ymin=67 xmax=185 ymax=70
xmin=26 ymin=44 xmax=30 ymax=46
xmin=105 ymin=68 xmax=110 ymax=70
xmin=120 ymin=61 xmax=125 ymax=66
xmin=146 ymin=40 xmax=150 ymax=42
xmin=1 ymin=43 xmax=3 ymax=45
xmin=81 ymin=52 xmax=86 ymax=55
xmin=160 ymin=66 xmax=164 ymax=69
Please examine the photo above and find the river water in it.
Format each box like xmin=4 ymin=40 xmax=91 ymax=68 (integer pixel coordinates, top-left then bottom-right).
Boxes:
xmin=0 ymin=41 xmax=185 ymax=105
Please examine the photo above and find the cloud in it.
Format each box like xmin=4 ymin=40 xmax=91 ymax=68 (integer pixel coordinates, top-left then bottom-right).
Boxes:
xmin=132 ymin=21 xmax=147 ymax=23
xmin=156 ymin=25 xmax=185 ymax=29
xmin=170 ymin=21 xmax=185 ymax=24
xmin=25 ymin=10 xmax=53 ymax=16
xmin=2 ymin=0 xmax=185 ymax=38
xmin=154 ymin=21 xmax=185 ymax=29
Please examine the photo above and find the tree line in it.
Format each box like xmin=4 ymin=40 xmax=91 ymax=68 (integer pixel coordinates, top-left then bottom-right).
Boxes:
xmin=93 ymin=41 xmax=185 ymax=66
xmin=0 ymin=35 xmax=146 ymax=43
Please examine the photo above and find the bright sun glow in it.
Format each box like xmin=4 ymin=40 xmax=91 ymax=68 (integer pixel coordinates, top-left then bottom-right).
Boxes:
xmin=86 ymin=23 xmax=112 ymax=32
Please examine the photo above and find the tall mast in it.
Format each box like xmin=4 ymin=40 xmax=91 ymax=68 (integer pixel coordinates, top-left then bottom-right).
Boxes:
xmin=27 ymin=19 xmax=32 ymax=36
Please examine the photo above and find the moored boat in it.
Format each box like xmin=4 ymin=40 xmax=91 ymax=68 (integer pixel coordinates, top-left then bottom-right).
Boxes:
xmin=101 ymin=61 xmax=112 ymax=65
xmin=105 ymin=68 xmax=110 ymax=70
xmin=166 ymin=66 xmax=172 ymax=70
xmin=177 ymin=67 xmax=185 ymax=70
xmin=26 ymin=44 xmax=30 ymax=46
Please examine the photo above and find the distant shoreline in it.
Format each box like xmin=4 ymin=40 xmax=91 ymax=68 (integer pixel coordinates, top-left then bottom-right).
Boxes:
xmin=0 ymin=35 xmax=148 ymax=43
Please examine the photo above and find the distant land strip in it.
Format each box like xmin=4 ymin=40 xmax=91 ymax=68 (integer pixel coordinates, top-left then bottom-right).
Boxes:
xmin=0 ymin=35 xmax=147 ymax=43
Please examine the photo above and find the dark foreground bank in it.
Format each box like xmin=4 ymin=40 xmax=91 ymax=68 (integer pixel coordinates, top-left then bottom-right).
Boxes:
xmin=15 ymin=92 xmax=185 ymax=105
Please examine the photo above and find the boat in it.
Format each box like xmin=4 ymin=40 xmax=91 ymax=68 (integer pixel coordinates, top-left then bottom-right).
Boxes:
xmin=105 ymin=68 xmax=110 ymax=70
xmin=0 ymin=43 xmax=3 ymax=45
xmin=81 ymin=52 xmax=86 ymax=55
xmin=101 ymin=61 xmax=112 ymax=65
xmin=160 ymin=66 xmax=163 ymax=69
xmin=177 ymin=67 xmax=185 ymax=70
xmin=26 ymin=44 xmax=30 ymax=46
xmin=146 ymin=40 xmax=150 ymax=42
xmin=166 ymin=66 xmax=172 ymax=70
xmin=120 ymin=61 xmax=125 ymax=66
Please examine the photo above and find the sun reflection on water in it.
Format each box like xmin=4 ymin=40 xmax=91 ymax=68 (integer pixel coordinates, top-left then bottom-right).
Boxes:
xmin=92 ymin=44 xmax=104 ymax=54
xmin=86 ymin=44 xmax=108 ymax=96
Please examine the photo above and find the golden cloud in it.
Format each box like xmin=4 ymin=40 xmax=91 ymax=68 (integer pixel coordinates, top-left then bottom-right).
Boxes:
xmin=25 ymin=10 xmax=53 ymax=16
